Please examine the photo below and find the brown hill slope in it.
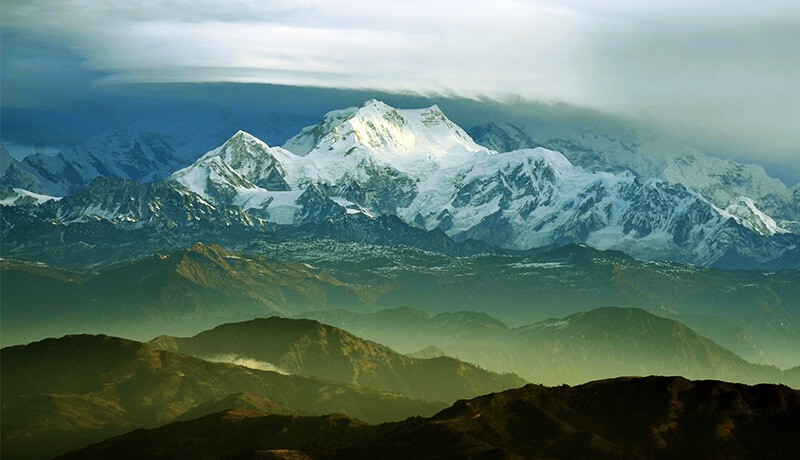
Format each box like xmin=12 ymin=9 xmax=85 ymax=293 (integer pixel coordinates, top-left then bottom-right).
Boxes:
xmin=58 ymin=376 xmax=800 ymax=460
xmin=0 ymin=335 xmax=443 ymax=460
xmin=1 ymin=243 xmax=367 ymax=344
xmin=150 ymin=316 xmax=525 ymax=402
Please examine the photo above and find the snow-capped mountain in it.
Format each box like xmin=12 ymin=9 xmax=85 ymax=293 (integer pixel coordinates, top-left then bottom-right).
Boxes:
xmin=170 ymin=130 xmax=295 ymax=219
xmin=172 ymin=101 xmax=490 ymax=223
xmin=283 ymin=100 xmax=486 ymax=161
xmin=168 ymin=100 xmax=799 ymax=268
xmin=3 ymin=100 xmax=797 ymax=269
xmin=0 ymin=188 xmax=60 ymax=207
xmin=1 ymin=127 xmax=200 ymax=196
xmin=46 ymin=177 xmax=263 ymax=229
xmin=0 ymin=176 xmax=276 ymax=268
xmin=469 ymin=121 xmax=800 ymax=233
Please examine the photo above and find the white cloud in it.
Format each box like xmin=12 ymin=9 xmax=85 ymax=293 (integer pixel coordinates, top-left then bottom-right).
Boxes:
xmin=3 ymin=0 xmax=799 ymax=165
xmin=205 ymin=353 xmax=289 ymax=374
xmin=3 ymin=1 xmax=593 ymax=99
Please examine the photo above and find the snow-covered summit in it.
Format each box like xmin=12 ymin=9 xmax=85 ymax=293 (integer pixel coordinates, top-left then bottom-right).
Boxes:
xmin=468 ymin=120 xmax=800 ymax=232
xmin=284 ymin=99 xmax=490 ymax=169
xmin=184 ymin=130 xmax=289 ymax=188
xmin=171 ymin=101 xmax=500 ymax=221
xmin=163 ymin=101 xmax=800 ymax=267
xmin=170 ymin=130 xmax=296 ymax=216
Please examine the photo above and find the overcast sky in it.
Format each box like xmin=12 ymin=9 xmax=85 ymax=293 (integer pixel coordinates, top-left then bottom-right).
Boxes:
xmin=2 ymin=0 xmax=798 ymax=180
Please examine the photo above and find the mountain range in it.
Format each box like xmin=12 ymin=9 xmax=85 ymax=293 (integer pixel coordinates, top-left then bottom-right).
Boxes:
xmin=3 ymin=242 xmax=798 ymax=367
xmin=299 ymin=306 xmax=797 ymax=387
xmin=3 ymin=98 xmax=799 ymax=459
xmin=0 ymin=175 xmax=482 ymax=269
xmin=150 ymin=316 xmax=525 ymax=403
xmin=169 ymin=100 xmax=799 ymax=268
xmin=468 ymin=120 xmax=800 ymax=233
xmin=3 ymin=243 xmax=797 ymax=386
xmin=56 ymin=376 xmax=800 ymax=460
xmin=0 ymin=243 xmax=366 ymax=342
xmin=0 ymin=127 xmax=203 ymax=196
xmin=5 ymin=320 xmax=797 ymax=460
xmin=2 ymin=322 xmax=520 ymax=460
xmin=2 ymin=100 xmax=799 ymax=270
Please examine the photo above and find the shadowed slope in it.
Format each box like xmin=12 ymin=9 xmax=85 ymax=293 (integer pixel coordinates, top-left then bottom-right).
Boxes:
xmin=150 ymin=316 xmax=525 ymax=403
xmin=0 ymin=334 xmax=444 ymax=460
xmin=58 ymin=376 xmax=800 ymax=460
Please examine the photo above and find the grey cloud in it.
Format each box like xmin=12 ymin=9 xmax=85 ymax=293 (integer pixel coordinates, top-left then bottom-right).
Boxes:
xmin=1 ymin=0 xmax=798 ymax=177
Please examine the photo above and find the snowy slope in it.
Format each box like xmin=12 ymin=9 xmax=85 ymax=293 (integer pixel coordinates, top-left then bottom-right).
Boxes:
xmin=719 ymin=197 xmax=788 ymax=236
xmin=663 ymin=154 xmax=789 ymax=204
xmin=395 ymin=147 xmax=758 ymax=266
xmin=168 ymin=100 xmax=799 ymax=268
xmin=469 ymin=121 xmax=799 ymax=232
xmin=1 ymin=127 xmax=202 ymax=196
xmin=173 ymin=101 xmax=494 ymax=223
xmin=0 ymin=188 xmax=61 ymax=207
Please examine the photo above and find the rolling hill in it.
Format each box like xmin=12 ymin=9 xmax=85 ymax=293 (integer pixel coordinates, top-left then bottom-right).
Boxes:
xmin=0 ymin=334 xmax=444 ymax=460
xmin=4 ymin=242 xmax=798 ymax=367
xmin=57 ymin=376 xmax=800 ymax=460
xmin=150 ymin=316 xmax=525 ymax=403
xmin=300 ymin=307 xmax=794 ymax=387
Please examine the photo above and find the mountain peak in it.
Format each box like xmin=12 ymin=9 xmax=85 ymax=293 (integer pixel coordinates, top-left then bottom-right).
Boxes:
xmin=222 ymin=130 xmax=270 ymax=149
xmin=361 ymin=98 xmax=392 ymax=110
xmin=170 ymin=129 xmax=292 ymax=204
xmin=283 ymin=100 xmax=489 ymax=166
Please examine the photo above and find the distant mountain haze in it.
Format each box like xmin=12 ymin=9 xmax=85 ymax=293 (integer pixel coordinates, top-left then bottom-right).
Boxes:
xmin=150 ymin=316 xmax=525 ymax=403
xmin=300 ymin=306 xmax=797 ymax=387
xmin=1 ymin=100 xmax=798 ymax=459
xmin=3 ymin=242 xmax=798 ymax=367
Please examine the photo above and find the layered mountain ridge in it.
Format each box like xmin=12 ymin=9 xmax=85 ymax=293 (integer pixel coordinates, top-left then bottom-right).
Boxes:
xmin=3 ymin=100 xmax=799 ymax=269
xmin=299 ymin=306 xmax=794 ymax=386
xmin=57 ymin=376 xmax=800 ymax=460
xmin=4 ymin=99 xmax=799 ymax=460
xmin=5 ymin=242 xmax=798 ymax=367
xmin=0 ymin=333 xmax=449 ymax=460
xmin=149 ymin=316 xmax=526 ymax=403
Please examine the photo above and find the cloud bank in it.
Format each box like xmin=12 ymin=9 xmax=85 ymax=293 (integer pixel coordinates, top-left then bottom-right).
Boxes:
xmin=2 ymin=0 xmax=799 ymax=167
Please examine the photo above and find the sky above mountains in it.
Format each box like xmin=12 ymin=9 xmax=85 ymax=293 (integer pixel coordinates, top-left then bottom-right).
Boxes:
xmin=2 ymin=0 xmax=798 ymax=183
